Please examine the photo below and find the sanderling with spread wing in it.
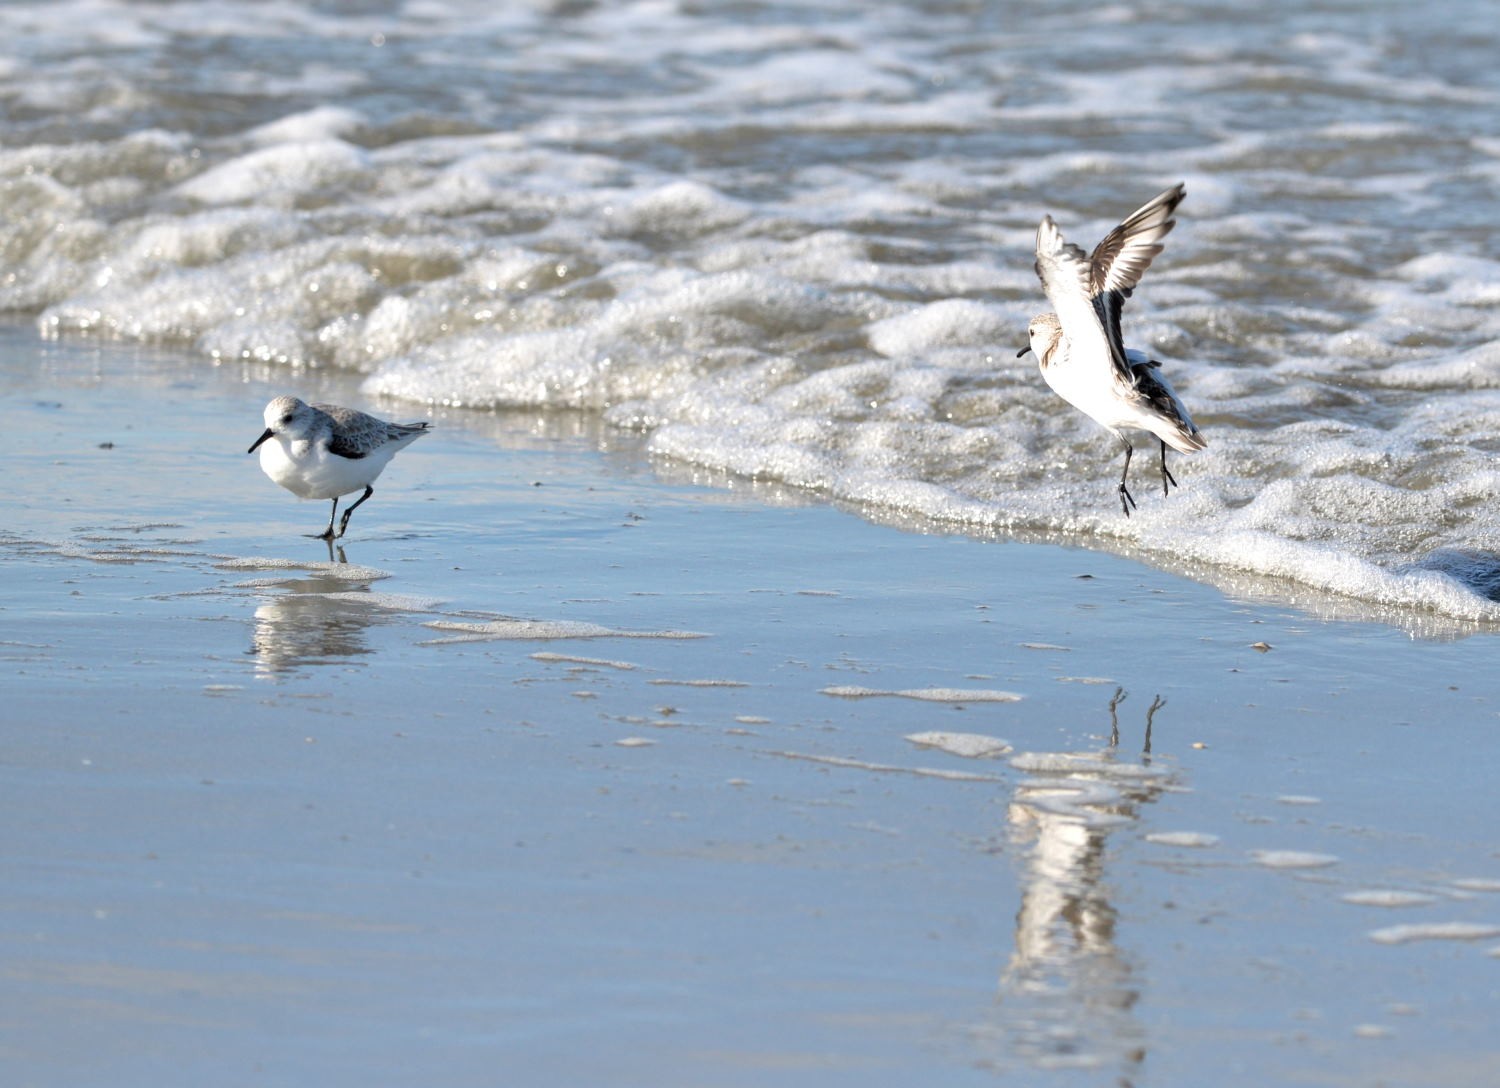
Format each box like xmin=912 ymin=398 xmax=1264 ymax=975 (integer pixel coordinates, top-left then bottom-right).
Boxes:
xmin=1017 ymin=183 xmax=1205 ymax=516
xmin=248 ymin=396 xmax=431 ymax=540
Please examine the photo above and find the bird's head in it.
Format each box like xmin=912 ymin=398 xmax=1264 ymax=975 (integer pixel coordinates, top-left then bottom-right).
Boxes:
xmin=248 ymin=395 xmax=312 ymax=454
xmin=1016 ymin=313 xmax=1063 ymax=368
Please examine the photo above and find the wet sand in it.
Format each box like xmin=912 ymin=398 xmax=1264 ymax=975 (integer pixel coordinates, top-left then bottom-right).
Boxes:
xmin=4 ymin=327 xmax=1500 ymax=1087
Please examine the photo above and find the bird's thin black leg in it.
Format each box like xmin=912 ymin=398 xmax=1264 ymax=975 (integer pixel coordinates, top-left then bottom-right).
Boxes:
xmin=1144 ymin=695 xmax=1165 ymax=757
xmin=1107 ymin=687 xmax=1127 ymax=749
xmin=337 ymin=486 xmax=375 ymax=538
xmin=1159 ymin=440 xmax=1178 ymax=497
xmin=1117 ymin=438 xmax=1137 ymax=516
xmin=309 ymin=498 xmax=339 ymax=541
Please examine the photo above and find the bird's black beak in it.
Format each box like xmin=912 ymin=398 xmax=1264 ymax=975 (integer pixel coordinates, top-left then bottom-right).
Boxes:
xmin=1016 ymin=344 xmax=1032 ymax=358
xmin=247 ymin=428 xmax=273 ymax=454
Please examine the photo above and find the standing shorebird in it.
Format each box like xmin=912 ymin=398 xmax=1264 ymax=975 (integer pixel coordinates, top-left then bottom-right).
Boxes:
xmin=1017 ymin=183 xmax=1205 ymax=516
xmin=248 ymin=395 xmax=431 ymax=540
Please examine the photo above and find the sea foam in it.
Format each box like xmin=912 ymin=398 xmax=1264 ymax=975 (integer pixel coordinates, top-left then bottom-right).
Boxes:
xmin=5 ymin=0 xmax=1500 ymax=623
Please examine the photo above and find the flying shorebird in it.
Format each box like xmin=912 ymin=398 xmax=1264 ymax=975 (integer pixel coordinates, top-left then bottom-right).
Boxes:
xmin=1017 ymin=183 xmax=1205 ymax=516
xmin=248 ymin=395 xmax=431 ymax=540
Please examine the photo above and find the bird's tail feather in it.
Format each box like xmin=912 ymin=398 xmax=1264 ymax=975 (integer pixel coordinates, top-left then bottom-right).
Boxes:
xmin=1162 ymin=425 xmax=1207 ymax=454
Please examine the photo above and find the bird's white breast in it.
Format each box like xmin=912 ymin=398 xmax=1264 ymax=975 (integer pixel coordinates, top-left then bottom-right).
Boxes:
xmin=259 ymin=436 xmax=392 ymax=500
xmin=1040 ymin=348 xmax=1132 ymax=432
xmin=1042 ymin=344 xmax=1196 ymax=447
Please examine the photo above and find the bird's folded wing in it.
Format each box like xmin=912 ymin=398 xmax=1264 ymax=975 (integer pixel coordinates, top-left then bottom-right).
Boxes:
xmin=317 ymin=404 xmax=387 ymax=459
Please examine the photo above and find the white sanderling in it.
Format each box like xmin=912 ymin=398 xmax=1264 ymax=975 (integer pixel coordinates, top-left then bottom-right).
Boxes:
xmin=1018 ymin=183 xmax=1205 ymax=516
xmin=248 ymin=395 xmax=431 ymax=540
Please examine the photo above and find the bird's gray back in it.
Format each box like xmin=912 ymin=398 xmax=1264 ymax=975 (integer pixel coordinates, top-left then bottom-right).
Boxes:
xmin=314 ymin=403 xmax=431 ymax=458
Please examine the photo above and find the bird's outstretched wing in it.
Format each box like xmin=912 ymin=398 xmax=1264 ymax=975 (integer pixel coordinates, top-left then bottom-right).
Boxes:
xmin=1090 ymin=183 xmax=1184 ymax=379
xmin=1034 ymin=215 xmax=1112 ymax=373
xmin=1089 ymin=183 xmax=1184 ymax=298
xmin=1034 ymin=183 xmax=1185 ymax=383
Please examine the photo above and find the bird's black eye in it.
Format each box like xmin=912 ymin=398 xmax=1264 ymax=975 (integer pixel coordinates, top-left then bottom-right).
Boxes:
xmin=280 ymin=414 xmax=294 ymax=425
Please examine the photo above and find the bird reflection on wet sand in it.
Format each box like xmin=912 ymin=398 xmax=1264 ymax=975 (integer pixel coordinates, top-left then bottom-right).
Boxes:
xmin=246 ymin=564 xmax=395 ymax=675
xmin=980 ymin=689 xmax=1172 ymax=1080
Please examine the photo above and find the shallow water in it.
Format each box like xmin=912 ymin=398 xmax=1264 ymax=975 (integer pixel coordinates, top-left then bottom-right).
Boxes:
xmin=5 ymin=331 xmax=1500 ymax=1086
xmin=3 ymin=0 xmax=1500 ymax=618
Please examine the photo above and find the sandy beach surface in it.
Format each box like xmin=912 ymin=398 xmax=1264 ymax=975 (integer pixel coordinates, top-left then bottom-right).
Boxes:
xmin=5 ymin=326 xmax=1500 ymax=1087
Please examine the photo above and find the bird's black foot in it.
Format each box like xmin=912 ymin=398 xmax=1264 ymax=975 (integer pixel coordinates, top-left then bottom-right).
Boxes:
xmin=1118 ymin=483 xmax=1137 ymax=517
xmin=310 ymin=497 xmax=341 ymax=542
